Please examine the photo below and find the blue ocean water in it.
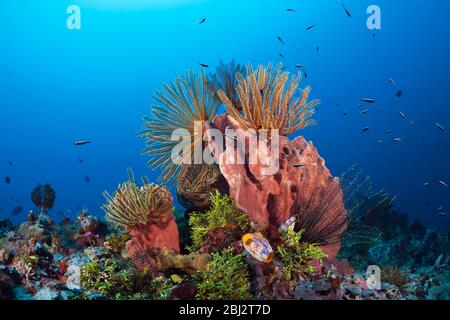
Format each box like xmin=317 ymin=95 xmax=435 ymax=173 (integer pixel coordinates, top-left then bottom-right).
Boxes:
xmin=0 ymin=0 xmax=449 ymax=232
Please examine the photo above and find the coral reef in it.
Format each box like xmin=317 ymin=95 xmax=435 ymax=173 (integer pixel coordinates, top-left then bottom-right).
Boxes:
xmin=207 ymin=114 xmax=347 ymax=260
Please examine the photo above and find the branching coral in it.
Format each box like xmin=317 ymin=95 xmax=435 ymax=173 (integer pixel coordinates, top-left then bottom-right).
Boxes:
xmin=195 ymin=247 xmax=251 ymax=300
xmin=277 ymin=229 xmax=326 ymax=280
xmin=177 ymin=164 xmax=226 ymax=211
xmin=102 ymin=169 xmax=173 ymax=230
xmin=208 ymin=59 xmax=246 ymax=111
xmin=140 ymin=71 xmax=218 ymax=187
xmin=189 ymin=191 xmax=250 ymax=252
xmin=218 ymin=63 xmax=319 ymax=136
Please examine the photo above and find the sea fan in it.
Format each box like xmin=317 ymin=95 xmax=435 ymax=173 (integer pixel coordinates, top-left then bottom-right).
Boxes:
xmin=218 ymin=63 xmax=319 ymax=136
xmin=31 ymin=183 xmax=56 ymax=211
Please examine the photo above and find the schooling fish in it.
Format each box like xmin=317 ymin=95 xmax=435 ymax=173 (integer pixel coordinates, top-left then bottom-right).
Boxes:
xmin=393 ymin=137 xmax=402 ymax=142
xmin=306 ymin=24 xmax=316 ymax=31
xmin=75 ymin=140 xmax=91 ymax=146
xmin=286 ymin=8 xmax=296 ymax=12
xmin=78 ymin=158 xmax=84 ymax=163
xmin=295 ymin=64 xmax=305 ymax=69
xmin=199 ymin=63 xmax=209 ymax=68
xmin=362 ymin=127 xmax=370 ymax=133
xmin=439 ymin=212 xmax=448 ymax=217
xmin=4 ymin=176 xmax=11 ymax=184
xmin=198 ymin=18 xmax=206 ymax=24
xmin=360 ymin=98 xmax=375 ymax=104
xmin=410 ymin=120 xmax=416 ymax=127
xmin=277 ymin=36 xmax=285 ymax=44
xmin=280 ymin=66 xmax=288 ymax=71
xmin=423 ymin=182 xmax=429 ymax=186
xmin=399 ymin=111 xmax=406 ymax=119
xmin=435 ymin=122 xmax=446 ymax=131
xmin=278 ymin=53 xmax=285 ymax=59
xmin=84 ymin=175 xmax=91 ymax=183
xmin=342 ymin=4 xmax=351 ymax=17
xmin=7 ymin=161 xmax=13 ymax=166
xmin=438 ymin=180 xmax=448 ymax=187
xmin=361 ymin=109 xmax=369 ymax=114
xmin=384 ymin=130 xmax=393 ymax=134
xmin=388 ymin=78 xmax=396 ymax=85
xmin=396 ymin=90 xmax=403 ymax=98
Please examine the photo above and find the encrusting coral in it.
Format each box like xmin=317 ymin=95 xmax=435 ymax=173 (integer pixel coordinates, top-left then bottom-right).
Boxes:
xmin=102 ymin=169 xmax=180 ymax=258
xmin=140 ymin=71 xmax=218 ymax=187
xmin=218 ymin=63 xmax=319 ymax=136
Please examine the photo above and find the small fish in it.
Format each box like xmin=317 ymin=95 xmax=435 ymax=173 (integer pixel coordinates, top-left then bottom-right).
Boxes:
xmin=396 ymin=90 xmax=403 ymax=98
xmin=342 ymin=4 xmax=351 ymax=17
xmin=357 ymin=103 xmax=363 ymax=109
xmin=361 ymin=109 xmax=369 ymax=114
xmin=78 ymin=158 xmax=84 ymax=163
xmin=84 ymin=175 xmax=91 ymax=183
xmin=410 ymin=120 xmax=416 ymax=127
xmin=277 ymin=36 xmax=285 ymax=44
xmin=388 ymin=78 xmax=396 ymax=86
xmin=198 ymin=63 xmax=209 ymax=68
xmin=360 ymin=98 xmax=375 ymax=104
xmin=295 ymin=64 xmax=305 ymax=69
xmin=316 ymin=46 xmax=320 ymax=52
xmin=280 ymin=66 xmax=288 ymax=71
xmin=4 ymin=176 xmax=11 ymax=184
xmin=75 ymin=140 xmax=91 ymax=146
xmin=7 ymin=161 xmax=13 ymax=166
xmin=439 ymin=212 xmax=448 ymax=217
xmin=306 ymin=24 xmax=316 ymax=31
xmin=278 ymin=53 xmax=285 ymax=59
xmin=384 ymin=130 xmax=393 ymax=134
xmin=170 ymin=274 xmax=183 ymax=283
xmin=437 ymin=206 xmax=444 ymax=211
xmin=303 ymin=70 xmax=308 ymax=78
xmin=423 ymin=182 xmax=430 ymax=186
xmin=377 ymin=140 xmax=383 ymax=144
xmin=438 ymin=180 xmax=448 ymax=187
xmin=198 ymin=18 xmax=206 ymax=24
xmin=393 ymin=137 xmax=402 ymax=142
xmin=342 ymin=112 xmax=348 ymax=116
xmin=292 ymin=163 xmax=305 ymax=168
xmin=362 ymin=127 xmax=370 ymax=133
xmin=11 ymin=206 xmax=23 ymax=216
xmin=399 ymin=111 xmax=406 ymax=119
xmin=435 ymin=122 xmax=446 ymax=131
xmin=286 ymin=8 xmax=296 ymax=12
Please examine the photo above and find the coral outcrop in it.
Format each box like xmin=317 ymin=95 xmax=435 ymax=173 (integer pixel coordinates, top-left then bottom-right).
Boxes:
xmin=206 ymin=114 xmax=347 ymax=260
xmin=102 ymin=171 xmax=180 ymax=258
